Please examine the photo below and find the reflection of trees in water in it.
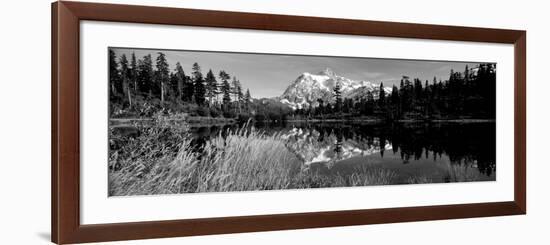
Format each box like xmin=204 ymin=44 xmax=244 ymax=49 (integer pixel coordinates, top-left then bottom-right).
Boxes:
xmin=333 ymin=128 xmax=343 ymax=158
xmin=391 ymin=123 xmax=495 ymax=176
xmin=331 ymin=126 xmax=385 ymax=162
xmin=189 ymin=122 xmax=496 ymax=177
xmin=297 ymin=123 xmax=495 ymax=176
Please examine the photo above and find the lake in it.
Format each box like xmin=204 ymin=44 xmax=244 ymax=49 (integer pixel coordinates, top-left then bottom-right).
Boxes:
xmin=189 ymin=121 xmax=496 ymax=184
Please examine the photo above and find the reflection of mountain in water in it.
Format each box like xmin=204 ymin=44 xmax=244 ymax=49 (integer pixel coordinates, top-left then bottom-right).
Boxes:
xmin=276 ymin=122 xmax=496 ymax=177
xmin=282 ymin=127 xmax=392 ymax=168
xmin=187 ymin=122 xmax=496 ymax=178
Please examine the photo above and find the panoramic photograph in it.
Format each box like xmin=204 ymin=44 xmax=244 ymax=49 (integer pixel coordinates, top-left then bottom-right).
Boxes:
xmin=107 ymin=47 xmax=496 ymax=196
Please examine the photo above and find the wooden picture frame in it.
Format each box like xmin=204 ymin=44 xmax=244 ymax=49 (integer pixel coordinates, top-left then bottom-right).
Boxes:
xmin=51 ymin=1 xmax=526 ymax=244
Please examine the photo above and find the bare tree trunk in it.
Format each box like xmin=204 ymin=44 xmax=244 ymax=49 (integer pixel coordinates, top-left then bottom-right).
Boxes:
xmin=122 ymin=78 xmax=130 ymax=107
xmin=177 ymin=79 xmax=183 ymax=101
xmin=161 ymin=82 xmax=165 ymax=102
xmin=127 ymin=86 xmax=132 ymax=107
xmin=111 ymin=84 xmax=116 ymax=96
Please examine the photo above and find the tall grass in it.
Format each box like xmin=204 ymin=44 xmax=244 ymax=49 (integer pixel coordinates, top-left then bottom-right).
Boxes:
xmin=404 ymin=162 xmax=487 ymax=185
xmin=189 ymin=127 xmax=303 ymax=193
xmin=406 ymin=175 xmax=433 ymax=184
xmin=293 ymin=166 xmax=396 ymax=189
xmin=443 ymin=162 xmax=486 ymax=182
xmin=109 ymin=116 xmax=397 ymax=196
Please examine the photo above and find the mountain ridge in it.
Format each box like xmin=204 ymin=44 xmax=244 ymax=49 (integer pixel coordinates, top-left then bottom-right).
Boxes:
xmin=280 ymin=68 xmax=392 ymax=110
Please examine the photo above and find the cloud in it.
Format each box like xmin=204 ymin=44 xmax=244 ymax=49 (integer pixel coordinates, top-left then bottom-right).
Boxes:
xmin=360 ymin=71 xmax=386 ymax=79
xmin=379 ymin=77 xmax=402 ymax=82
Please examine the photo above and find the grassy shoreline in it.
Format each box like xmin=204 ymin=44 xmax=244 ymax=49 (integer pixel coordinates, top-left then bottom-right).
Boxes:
xmin=108 ymin=114 xmax=490 ymax=196
xmin=108 ymin=116 xmax=398 ymax=196
xmin=110 ymin=116 xmax=236 ymax=127
xmin=110 ymin=116 xmax=495 ymax=127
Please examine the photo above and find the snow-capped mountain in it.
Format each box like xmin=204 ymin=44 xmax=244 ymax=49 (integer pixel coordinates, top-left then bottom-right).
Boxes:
xmin=280 ymin=68 xmax=392 ymax=110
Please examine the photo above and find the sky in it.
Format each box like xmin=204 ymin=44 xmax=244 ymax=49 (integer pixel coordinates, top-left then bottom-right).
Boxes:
xmin=112 ymin=47 xmax=489 ymax=99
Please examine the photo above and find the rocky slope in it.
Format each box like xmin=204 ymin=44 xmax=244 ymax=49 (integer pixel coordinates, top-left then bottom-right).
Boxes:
xmin=280 ymin=68 xmax=392 ymax=110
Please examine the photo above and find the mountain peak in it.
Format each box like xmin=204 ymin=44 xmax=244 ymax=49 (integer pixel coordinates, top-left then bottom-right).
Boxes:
xmin=319 ymin=68 xmax=336 ymax=77
xmin=281 ymin=69 xmax=392 ymax=110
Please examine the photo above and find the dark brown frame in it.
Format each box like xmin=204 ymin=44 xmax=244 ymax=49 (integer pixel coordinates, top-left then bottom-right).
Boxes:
xmin=52 ymin=1 xmax=526 ymax=244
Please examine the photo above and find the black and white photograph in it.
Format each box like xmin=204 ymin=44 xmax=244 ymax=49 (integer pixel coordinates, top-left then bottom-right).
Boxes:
xmin=3 ymin=0 xmax=545 ymax=244
xmin=108 ymin=47 xmax=496 ymax=196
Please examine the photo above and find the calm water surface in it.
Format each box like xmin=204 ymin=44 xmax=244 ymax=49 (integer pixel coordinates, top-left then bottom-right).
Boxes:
xmin=189 ymin=121 xmax=496 ymax=184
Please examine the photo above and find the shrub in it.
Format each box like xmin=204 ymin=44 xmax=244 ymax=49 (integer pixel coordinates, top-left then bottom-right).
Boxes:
xmin=181 ymin=103 xmax=200 ymax=116
xmin=196 ymin=106 xmax=210 ymax=117
xmin=223 ymin=110 xmax=236 ymax=119
xmin=237 ymin=113 xmax=252 ymax=123
xmin=254 ymin=114 xmax=267 ymax=122
xmin=109 ymin=122 xmax=399 ymax=196
xmin=209 ymin=107 xmax=221 ymax=118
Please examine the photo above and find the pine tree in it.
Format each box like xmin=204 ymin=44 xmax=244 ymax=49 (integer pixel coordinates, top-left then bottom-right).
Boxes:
xmin=155 ymin=52 xmax=170 ymax=102
xmin=358 ymin=98 xmax=366 ymax=115
xmin=192 ymin=62 xmax=205 ymax=105
xmin=119 ymin=54 xmax=132 ymax=107
xmin=424 ymin=80 xmax=430 ymax=117
xmin=342 ymin=98 xmax=353 ymax=113
xmin=219 ymin=71 xmax=231 ymax=110
xmin=237 ymin=85 xmax=243 ymax=102
xmin=414 ymin=78 xmax=423 ymax=104
xmin=174 ymin=62 xmax=186 ymax=101
xmin=130 ymin=52 xmax=138 ymax=94
xmin=365 ymin=90 xmax=374 ymax=114
xmin=391 ymin=85 xmax=400 ymax=119
xmin=432 ymin=76 xmax=438 ymax=115
xmin=137 ymin=54 xmax=154 ymax=96
xmin=108 ymin=50 xmax=122 ymax=99
xmin=205 ymin=69 xmax=217 ymax=106
xmin=214 ymin=76 xmax=222 ymax=106
xmin=424 ymin=80 xmax=429 ymax=96
xmin=464 ymin=65 xmax=470 ymax=84
xmin=448 ymin=69 xmax=455 ymax=99
xmin=231 ymin=76 xmax=241 ymax=102
xmin=231 ymin=76 xmax=242 ymax=113
xmin=391 ymin=85 xmax=399 ymax=104
xmin=183 ymin=74 xmax=194 ymax=102
xmin=244 ymin=89 xmax=251 ymax=112
xmin=333 ymin=81 xmax=342 ymax=113
xmin=400 ymin=76 xmax=411 ymax=113
xmin=169 ymin=72 xmax=178 ymax=101
xmin=317 ymin=99 xmax=325 ymax=115
xmin=237 ymin=83 xmax=243 ymax=113
xmin=378 ymin=82 xmax=386 ymax=108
